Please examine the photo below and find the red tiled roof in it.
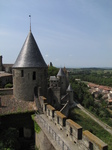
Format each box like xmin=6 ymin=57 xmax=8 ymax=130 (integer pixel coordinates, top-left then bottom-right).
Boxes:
xmin=108 ymin=99 xmax=112 ymax=102
xmin=88 ymin=83 xmax=112 ymax=91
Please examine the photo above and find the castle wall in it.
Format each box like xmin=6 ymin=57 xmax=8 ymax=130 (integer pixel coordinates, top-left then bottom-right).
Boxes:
xmin=35 ymin=130 xmax=56 ymax=150
xmin=54 ymin=111 xmax=66 ymax=130
xmin=66 ymin=119 xmax=82 ymax=143
xmin=47 ymin=105 xmax=55 ymax=121
xmin=81 ymin=130 xmax=108 ymax=150
xmin=47 ymin=87 xmax=61 ymax=110
xmin=0 ymin=88 xmax=13 ymax=95
xmin=37 ymin=96 xmax=108 ymax=150
xmin=0 ymin=74 xmax=12 ymax=88
xmin=13 ymin=68 xmax=47 ymax=101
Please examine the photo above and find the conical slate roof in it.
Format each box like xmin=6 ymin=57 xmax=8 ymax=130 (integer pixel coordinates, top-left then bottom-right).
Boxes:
xmin=57 ymin=68 xmax=65 ymax=77
xmin=13 ymin=31 xmax=47 ymax=68
xmin=66 ymin=84 xmax=73 ymax=91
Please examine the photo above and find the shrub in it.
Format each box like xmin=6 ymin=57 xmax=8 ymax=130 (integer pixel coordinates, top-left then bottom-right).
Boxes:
xmin=5 ymin=83 xmax=13 ymax=88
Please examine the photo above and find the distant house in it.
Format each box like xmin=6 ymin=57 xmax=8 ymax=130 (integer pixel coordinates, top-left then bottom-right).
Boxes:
xmin=0 ymin=55 xmax=13 ymax=73
xmin=88 ymin=83 xmax=112 ymax=103
xmin=3 ymin=64 xmax=13 ymax=73
xmin=0 ymin=72 xmax=12 ymax=87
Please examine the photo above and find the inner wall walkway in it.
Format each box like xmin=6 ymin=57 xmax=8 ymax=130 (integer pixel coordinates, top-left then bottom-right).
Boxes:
xmin=35 ymin=114 xmax=80 ymax=150
xmin=77 ymin=104 xmax=112 ymax=135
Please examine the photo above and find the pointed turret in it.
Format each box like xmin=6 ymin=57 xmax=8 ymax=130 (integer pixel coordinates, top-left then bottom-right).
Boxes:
xmin=13 ymin=31 xmax=47 ymax=68
xmin=57 ymin=68 xmax=65 ymax=77
xmin=66 ymin=84 xmax=73 ymax=92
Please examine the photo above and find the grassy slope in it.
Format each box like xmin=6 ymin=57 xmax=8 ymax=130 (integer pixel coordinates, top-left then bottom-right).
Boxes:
xmin=69 ymin=108 xmax=112 ymax=150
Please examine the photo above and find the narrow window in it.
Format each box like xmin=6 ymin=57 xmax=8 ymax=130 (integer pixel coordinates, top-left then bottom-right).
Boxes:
xmin=48 ymin=110 xmax=50 ymax=116
xmin=33 ymin=71 xmax=36 ymax=80
xmin=45 ymin=105 xmax=47 ymax=111
xmin=21 ymin=70 xmax=24 ymax=77
xmin=70 ymin=127 xmax=73 ymax=135
xmin=57 ymin=117 xmax=59 ymax=124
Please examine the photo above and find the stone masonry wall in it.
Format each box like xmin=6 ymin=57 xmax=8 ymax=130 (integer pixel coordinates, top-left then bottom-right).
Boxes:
xmin=35 ymin=130 xmax=56 ymax=150
xmin=0 ymin=88 xmax=13 ymax=95
xmin=13 ymin=68 xmax=47 ymax=101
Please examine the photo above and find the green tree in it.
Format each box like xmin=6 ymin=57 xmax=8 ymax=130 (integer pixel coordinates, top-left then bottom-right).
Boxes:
xmin=0 ymin=128 xmax=20 ymax=150
xmin=48 ymin=66 xmax=59 ymax=77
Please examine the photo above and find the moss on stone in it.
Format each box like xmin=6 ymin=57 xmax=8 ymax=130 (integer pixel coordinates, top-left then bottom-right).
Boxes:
xmin=31 ymin=114 xmax=41 ymax=133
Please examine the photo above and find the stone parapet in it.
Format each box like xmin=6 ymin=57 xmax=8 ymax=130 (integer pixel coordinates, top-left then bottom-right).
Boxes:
xmin=47 ymin=105 xmax=55 ymax=120
xmin=38 ymin=96 xmax=108 ymax=150
xmin=82 ymin=130 xmax=108 ymax=150
xmin=54 ymin=111 xmax=66 ymax=130
xmin=66 ymin=119 xmax=82 ymax=143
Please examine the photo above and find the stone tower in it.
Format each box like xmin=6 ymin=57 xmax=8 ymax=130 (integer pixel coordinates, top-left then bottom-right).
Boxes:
xmin=12 ymin=30 xmax=47 ymax=101
xmin=57 ymin=68 xmax=68 ymax=95
xmin=0 ymin=55 xmax=3 ymax=71
xmin=66 ymin=84 xmax=74 ymax=105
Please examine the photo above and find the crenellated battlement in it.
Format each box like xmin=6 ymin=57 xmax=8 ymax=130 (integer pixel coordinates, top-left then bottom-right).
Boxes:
xmin=36 ymin=96 xmax=108 ymax=150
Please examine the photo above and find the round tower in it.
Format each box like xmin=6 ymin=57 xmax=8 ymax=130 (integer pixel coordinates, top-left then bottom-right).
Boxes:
xmin=12 ymin=30 xmax=47 ymax=101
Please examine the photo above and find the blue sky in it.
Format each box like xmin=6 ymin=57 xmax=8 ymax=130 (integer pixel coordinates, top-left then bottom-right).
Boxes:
xmin=0 ymin=0 xmax=112 ymax=68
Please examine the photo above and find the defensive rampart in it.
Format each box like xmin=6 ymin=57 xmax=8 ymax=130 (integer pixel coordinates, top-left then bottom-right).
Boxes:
xmin=34 ymin=96 xmax=108 ymax=150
